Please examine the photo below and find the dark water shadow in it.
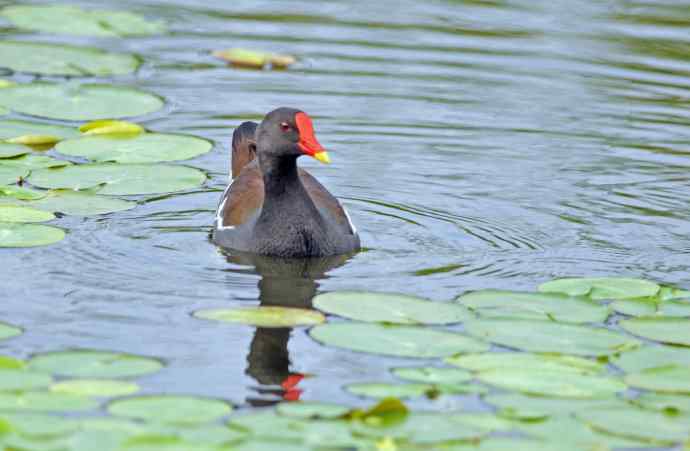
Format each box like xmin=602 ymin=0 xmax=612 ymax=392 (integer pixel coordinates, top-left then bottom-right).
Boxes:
xmin=223 ymin=251 xmax=353 ymax=407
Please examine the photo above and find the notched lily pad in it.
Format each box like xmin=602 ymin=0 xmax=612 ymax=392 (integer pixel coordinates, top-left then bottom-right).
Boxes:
xmin=620 ymin=317 xmax=690 ymax=346
xmin=538 ymin=277 xmax=659 ymax=300
xmin=0 ymin=391 xmax=98 ymax=412
xmin=212 ymin=48 xmax=296 ymax=69
xmin=574 ymin=406 xmax=690 ymax=443
xmin=194 ymin=306 xmax=325 ymax=328
xmin=0 ymin=142 xmax=30 ymax=158
xmin=346 ymin=382 xmax=437 ymax=399
xmin=391 ymin=366 xmax=472 ymax=384
xmin=0 ymin=370 xmax=52 ymax=391
xmin=625 ymin=365 xmax=690 ymax=394
xmin=0 ymin=204 xmax=54 ymax=223
xmin=446 ymin=352 xmax=605 ymax=374
xmin=0 ymin=119 xmax=79 ymax=144
xmin=22 ymin=189 xmax=137 ymax=216
xmin=28 ymin=350 xmax=163 ymax=378
xmin=0 ymin=222 xmax=65 ymax=247
xmin=313 ymin=291 xmax=473 ymax=325
xmin=276 ymin=402 xmax=350 ymax=419
xmin=51 ymin=379 xmax=140 ymax=397
xmin=56 ymin=133 xmax=213 ymax=164
xmin=612 ymin=345 xmax=690 ymax=373
xmin=108 ymin=395 xmax=232 ymax=424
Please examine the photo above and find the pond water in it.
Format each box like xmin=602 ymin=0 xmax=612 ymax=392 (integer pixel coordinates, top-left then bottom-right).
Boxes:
xmin=1 ymin=0 xmax=690 ymax=448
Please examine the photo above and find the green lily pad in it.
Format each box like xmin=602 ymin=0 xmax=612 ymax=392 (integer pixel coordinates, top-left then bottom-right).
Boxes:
xmin=23 ymin=189 xmax=136 ymax=216
xmin=456 ymin=290 xmax=607 ymax=323
xmin=0 ymin=154 xmax=71 ymax=171
xmin=56 ymin=133 xmax=213 ymax=164
xmin=0 ymin=322 xmax=21 ymax=341
xmin=29 ymin=163 xmax=206 ymax=196
xmin=0 ymin=41 xmax=140 ymax=77
xmin=0 ymin=391 xmax=98 ymax=412
xmin=310 ymin=322 xmax=489 ymax=358
xmin=0 ymin=166 xmax=26 ymax=185
xmin=0 ymin=222 xmax=65 ymax=247
xmin=0 ymin=370 xmax=52 ymax=391
xmin=0 ymin=205 xmax=54 ymax=223
xmin=28 ymin=350 xmax=163 ymax=378
xmin=476 ymin=368 xmax=626 ymax=398
xmin=464 ymin=319 xmax=640 ymax=356
xmin=346 ymin=383 xmax=436 ymax=399
xmin=312 ymin=291 xmax=472 ymax=325
xmin=538 ymin=277 xmax=659 ymax=300
xmin=634 ymin=393 xmax=690 ymax=414
xmin=446 ymin=352 xmax=606 ymax=374
xmin=484 ymin=393 xmax=627 ymax=420
xmin=574 ymin=406 xmax=690 ymax=443
xmin=612 ymin=345 xmax=690 ymax=373
xmin=0 ymin=412 xmax=80 ymax=436
xmin=1 ymin=5 xmax=167 ymax=37
xmin=620 ymin=317 xmax=690 ymax=346
xmin=0 ymin=185 xmax=45 ymax=201
xmin=80 ymin=120 xmax=145 ymax=136
xmin=108 ymin=396 xmax=232 ymax=424
xmin=625 ymin=365 xmax=690 ymax=394
xmin=51 ymin=379 xmax=140 ymax=397
xmin=352 ymin=412 xmax=485 ymax=444
xmin=391 ymin=366 xmax=472 ymax=384
xmin=0 ymin=83 xmax=164 ymax=121
xmin=611 ymin=298 xmax=690 ymax=317
xmin=212 ymin=48 xmax=296 ymax=69
xmin=0 ymin=355 xmax=24 ymax=369
xmin=276 ymin=402 xmax=350 ymax=420
xmin=0 ymin=143 xmax=29 ymax=158
xmin=0 ymin=119 xmax=79 ymax=144
xmin=194 ymin=306 xmax=325 ymax=328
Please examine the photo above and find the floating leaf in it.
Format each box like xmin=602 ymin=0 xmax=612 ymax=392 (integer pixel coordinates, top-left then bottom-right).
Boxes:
xmin=310 ymin=322 xmax=488 ymax=358
xmin=485 ymin=393 xmax=627 ymax=420
xmin=212 ymin=48 xmax=296 ymax=69
xmin=456 ymin=289 xmax=607 ymax=323
xmin=0 ymin=154 xmax=71 ymax=171
xmin=620 ymin=317 xmax=690 ymax=346
xmin=391 ymin=366 xmax=472 ymax=384
xmin=56 ymin=133 xmax=213 ymax=164
xmin=352 ymin=412 xmax=485 ymax=444
xmin=0 ymin=185 xmax=45 ymax=201
xmin=1 ymin=412 xmax=80 ymax=436
xmin=1 ymin=5 xmax=166 ymax=37
xmin=0 ymin=166 xmax=26 ymax=185
xmin=276 ymin=402 xmax=350 ymax=420
xmin=313 ymin=291 xmax=472 ymax=325
xmin=349 ymin=398 xmax=408 ymax=428
xmin=0 ymin=119 xmax=79 ymax=144
xmin=0 ymin=41 xmax=140 ymax=76
xmin=625 ymin=365 xmax=690 ymax=394
xmin=194 ymin=306 xmax=325 ymax=328
xmin=0 ymin=83 xmax=164 ymax=121
xmin=0 ymin=355 xmax=24 ymax=369
xmin=346 ymin=383 xmax=436 ymax=399
xmin=0 ymin=222 xmax=65 ymax=247
xmin=28 ymin=350 xmax=163 ymax=378
xmin=23 ymin=189 xmax=136 ymax=216
xmin=574 ymin=406 xmax=690 ymax=443
xmin=634 ymin=392 xmax=690 ymax=414
xmin=0 ymin=370 xmax=52 ymax=391
xmin=446 ymin=352 xmax=606 ymax=374
xmin=0 ymin=205 xmax=54 ymax=223
xmin=0 ymin=391 xmax=98 ymax=412
xmin=29 ymin=163 xmax=206 ymax=196
xmin=613 ymin=345 xmax=690 ymax=373
xmin=611 ymin=298 xmax=690 ymax=317
xmin=476 ymin=368 xmax=626 ymax=398
xmin=0 ymin=322 xmax=21 ymax=341
xmin=0 ymin=143 xmax=29 ymax=158
xmin=108 ymin=395 xmax=232 ymax=424
xmin=51 ymin=379 xmax=140 ymax=397
xmin=538 ymin=277 xmax=659 ymax=300
xmin=464 ymin=319 xmax=640 ymax=356
xmin=80 ymin=120 xmax=145 ymax=136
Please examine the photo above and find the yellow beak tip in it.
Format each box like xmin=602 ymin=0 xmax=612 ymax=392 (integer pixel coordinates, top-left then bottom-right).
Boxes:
xmin=314 ymin=151 xmax=331 ymax=164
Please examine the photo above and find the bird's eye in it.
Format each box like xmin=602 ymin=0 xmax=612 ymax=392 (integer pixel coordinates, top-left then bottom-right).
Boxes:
xmin=280 ymin=122 xmax=290 ymax=132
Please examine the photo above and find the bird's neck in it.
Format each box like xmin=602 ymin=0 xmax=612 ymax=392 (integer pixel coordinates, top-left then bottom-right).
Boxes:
xmin=259 ymin=154 xmax=303 ymax=199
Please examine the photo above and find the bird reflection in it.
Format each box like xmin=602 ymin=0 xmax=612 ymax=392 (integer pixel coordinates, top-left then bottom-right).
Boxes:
xmin=224 ymin=251 xmax=351 ymax=407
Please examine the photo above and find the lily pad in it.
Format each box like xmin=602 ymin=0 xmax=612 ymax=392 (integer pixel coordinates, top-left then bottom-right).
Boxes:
xmin=0 ymin=370 xmax=52 ymax=391
xmin=0 ymin=41 xmax=140 ymax=77
xmin=0 ymin=83 xmax=164 ymax=121
xmin=28 ymin=350 xmax=163 ymax=378
xmin=346 ymin=383 xmax=436 ymax=399
xmin=634 ymin=393 xmax=690 ymax=414
xmin=0 ymin=222 xmax=65 ymax=247
xmin=29 ymin=163 xmax=206 ymax=196
xmin=538 ymin=277 xmax=659 ymax=300
xmin=212 ymin=48 xmax=296 ymax=69
xmin=56 ymin=133 xmax=213 ymax=164
xmin=313 ymin=291 xmax=472 ymax=325
xmin=625 ymin=365 xmax=690 ymax=394
xmin=0 ymin=412 xmax=80 ymax=436
xmin=464 ymin=319 xmax=640 ymax=356
xmin=446 ymin=352 xmax=606 ymax=374
xmin=0 ymin=185 xmax=45 ymax=201
xmin=0 ymin=355 xmax=24 ymax=369
xmin=352 ymin=412 xmax=485 ymax=444
xmin=0 ymin=143 xmax=29 ymax=158
xmin=309 ymin=322 xmax=489 ymax=358
xmin=194 ymin=306 xmax=325 ymax=328
xmin=0 ymin=322 xmax=21 ymax=341
xmin=276 ymin=402 xmax=350 ymax=420
xmin=620 ymin=317 xmax=690 ymax=346
xmin=455 ymin=289 xmax=607 ymax=323
xmin=23 ymin=189 xmax=136 ymax=216
xmin=485 ymin=393 xmax=626 ymax=420
xmin=391 ymin=366 xmax=472 ymax=384
xmin=574 ymin=406 xmax=690 ymax=443
xmin=613 ymin=345 xmax=690 ymax=373
xmin=0 ymin=119 xmax=79 ymax=144
xmin=1 ymin=5 xmax=166 ymax=37
xmin=0 ymin=166 xmax=26 ymax=184
xmin=51 ymin=379 xmax=140 ymax=397
xmin=0 ymin=205 xmax=54 ymax=223
xmin=0 ymin=154 xmax=71 ymax=170
xmin=611 ymin=298 xmax=690 ymax=317
xmin=0 ymin=391 xmax=98 ymax=412
xmin=80 ymin=120 xmax=144 ymax=136
xmin=108 ymin=396 xmax=232 ymax=424
xmin=476 ymin=368 xmax=626 ymax=398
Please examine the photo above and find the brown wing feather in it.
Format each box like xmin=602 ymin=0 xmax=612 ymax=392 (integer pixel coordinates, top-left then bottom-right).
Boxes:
xmin=221 ymin=161 xmax=264 ymax=227
xmin=299 ymin=170 xmax=354 ymax=233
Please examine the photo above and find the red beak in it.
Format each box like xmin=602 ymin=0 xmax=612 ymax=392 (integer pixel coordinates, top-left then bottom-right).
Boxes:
xmin=295 ymin=112 xmax=330 ymax=164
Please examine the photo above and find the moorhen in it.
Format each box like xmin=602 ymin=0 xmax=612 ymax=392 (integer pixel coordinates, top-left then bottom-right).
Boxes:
xmin=212 ymin=107 xmax=360 ymax=258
